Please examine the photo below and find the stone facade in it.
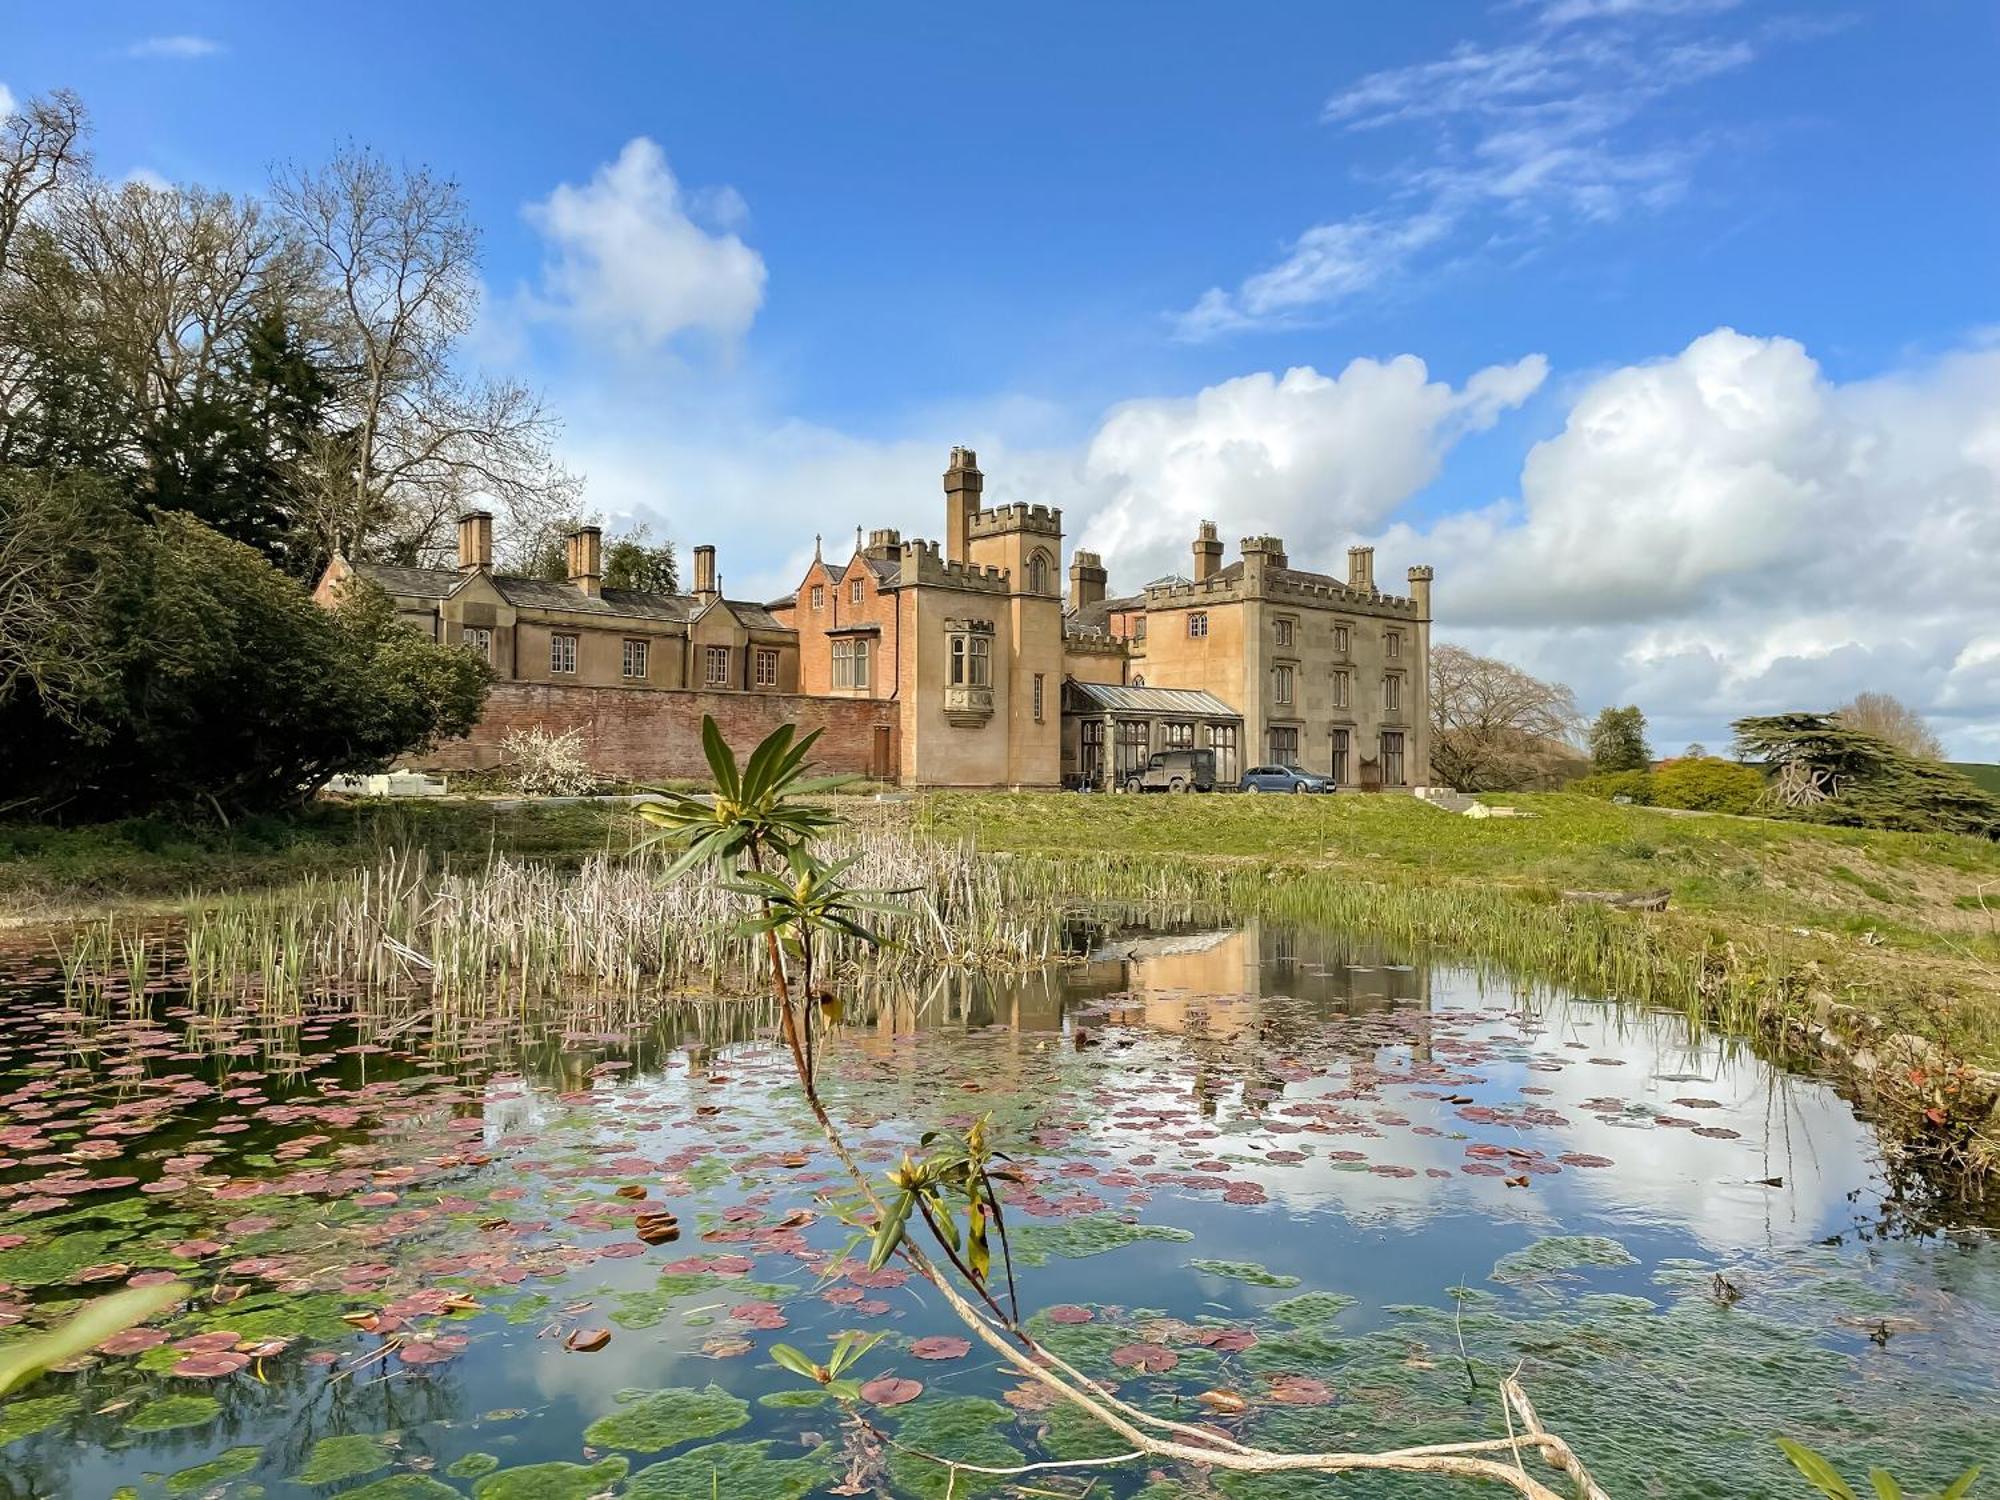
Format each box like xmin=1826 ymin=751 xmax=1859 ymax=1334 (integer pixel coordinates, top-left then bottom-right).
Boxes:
xmin=317 ymin=449 xmax=1434 ymax=790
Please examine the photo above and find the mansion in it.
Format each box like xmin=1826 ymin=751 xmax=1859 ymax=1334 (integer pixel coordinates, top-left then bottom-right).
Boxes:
xmin=314 ymin=448 xmax=1433 ymax=790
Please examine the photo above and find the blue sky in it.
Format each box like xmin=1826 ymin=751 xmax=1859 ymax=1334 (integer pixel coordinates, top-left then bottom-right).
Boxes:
xmin=6 ymin=2 xmax=1999 ymax=753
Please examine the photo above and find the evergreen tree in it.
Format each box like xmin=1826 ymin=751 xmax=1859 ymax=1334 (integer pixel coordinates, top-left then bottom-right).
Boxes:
xmin=1589 ymin=705 xmax=1651 ymax=772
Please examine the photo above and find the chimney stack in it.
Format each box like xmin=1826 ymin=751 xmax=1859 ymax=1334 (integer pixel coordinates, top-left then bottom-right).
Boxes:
xmin=943 ymin=446 xmax=982 ymax=563
xmin=1347 ymin=545 xmax=1375 ymax=592
xmin=1068 ymin=550 xmax=1107 ymax=611
xmin=457 ymin=510 xmax=493 ymax=573
xmin=1192 ymin=521 xmax=1222 ymax=583
xmin=565 ymin=525 xmax=603 ymax=597
xmin=693 ymin=544 xmax=717 ymax=602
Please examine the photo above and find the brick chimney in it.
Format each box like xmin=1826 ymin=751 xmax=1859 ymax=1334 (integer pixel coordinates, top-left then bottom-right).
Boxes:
xmin=943 ymin=446 xmax=982 ymax=563
xmin=1347 ymin=545 xmax=1375 ymax=592
xmin=566 ymin=525 xmax=602 ymax=597
xmin=693 ymin=544 xmax=717 ymax=603
xmin=1067 ymin=551 xmax=1107 ymax=611
xmin=1192 ymin=521 xmax=1222 ymax=583
xmin=457 ymin=510 xmax=493 ymax=573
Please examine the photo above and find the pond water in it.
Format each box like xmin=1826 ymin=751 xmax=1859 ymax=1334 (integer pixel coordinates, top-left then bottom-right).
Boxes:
xmin=1 ymin=921 xmax=1996 ymax=1499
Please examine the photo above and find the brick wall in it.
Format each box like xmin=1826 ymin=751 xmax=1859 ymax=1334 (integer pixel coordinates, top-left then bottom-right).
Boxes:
xmin=412 ymin=682 xmax=900 ymax=782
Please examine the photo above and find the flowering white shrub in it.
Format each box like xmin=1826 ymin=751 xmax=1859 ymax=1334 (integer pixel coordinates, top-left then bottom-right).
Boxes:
xmin=499 ymin=725 xmax=599 ymax=797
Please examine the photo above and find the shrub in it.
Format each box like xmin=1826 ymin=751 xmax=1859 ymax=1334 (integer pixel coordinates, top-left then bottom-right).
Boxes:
xmin=500 ymin=726 xmax=600 ymax=797
xmin=1571 ymin=770 xmax=1654 ymax=805
xmin=1651 ymin=758 xmax=1764 ymax=814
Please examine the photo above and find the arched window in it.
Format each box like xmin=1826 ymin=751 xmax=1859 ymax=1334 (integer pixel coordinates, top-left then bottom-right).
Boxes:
xmin=1027 ymin=550 xmax=1051 ymax=595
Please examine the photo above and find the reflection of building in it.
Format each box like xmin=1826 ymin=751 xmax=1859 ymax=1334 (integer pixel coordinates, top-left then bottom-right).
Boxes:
xmin=318 ymin=449 xmax=1432 ymax=790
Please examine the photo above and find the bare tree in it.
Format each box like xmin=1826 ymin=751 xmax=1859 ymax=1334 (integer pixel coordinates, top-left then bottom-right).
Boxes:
xmin=0 ymin=89 xmax=91 ymax=457
xmin=1833 ymin=691 xmax=1945 ymax=761
xmin=0 ymin=469 xmax=113 ymax=724
xmin=1430 ymin=643 xmax=1584 ymax=791
xmin=270 ymin=146 xmax=578 ymax=565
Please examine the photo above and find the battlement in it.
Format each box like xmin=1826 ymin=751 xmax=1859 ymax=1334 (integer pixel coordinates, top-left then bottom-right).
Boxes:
xmin=969 ymin=501 xmax=1062 ymax=538
xmin=866 ymin=527 xmax=902 ymax=551
xmin=896 ymin=538 xmax=1012 ymax=593
xmin=1071 ymin=549 xmax=1102 ymax=569
xmin=1141 ymin=566 xmax=1417 ymax=616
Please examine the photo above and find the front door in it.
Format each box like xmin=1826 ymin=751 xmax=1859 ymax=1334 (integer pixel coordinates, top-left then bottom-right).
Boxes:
xmin=871 ymin=725 xmax=893 ymax=781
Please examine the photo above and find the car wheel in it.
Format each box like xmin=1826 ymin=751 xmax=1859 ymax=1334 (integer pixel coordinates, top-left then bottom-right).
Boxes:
xmin=1168 ymin=778 xmax=1186 ymax=793
xmin=1291 ymin=782 xmax=1306 ymax=793
xmin=1244 ymin=784 xmax=1258 ymax=793
xmin=1125 ymin=777 xmax=1143 ymax=794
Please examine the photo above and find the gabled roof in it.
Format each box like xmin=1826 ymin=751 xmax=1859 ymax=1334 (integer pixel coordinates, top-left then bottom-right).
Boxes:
xmin=349 ymin=561 xmax=459 ymax=599
xmin=1067 ymin=680 xmax=1240 ymax=719
xmin=349 ymin=560 xmax=712 ymax=625
xmin=1064 ymin=592 xmax=1146 ymax=637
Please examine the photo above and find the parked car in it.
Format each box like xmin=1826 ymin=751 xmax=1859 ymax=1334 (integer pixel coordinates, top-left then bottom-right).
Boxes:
xmin=1123 ymin=747 xmax=1218 ymax=793
xmin=1239 ymin=764 xmax=1336 ymax=794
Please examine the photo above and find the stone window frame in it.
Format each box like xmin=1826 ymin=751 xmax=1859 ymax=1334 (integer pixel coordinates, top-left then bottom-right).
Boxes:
xmin=1332 ymin=668 xmax=1351 ymax=709
xmin=1273 ymin=615 xmax=1295 ymax=647
xmin=1272 ymin=662 xmax=1296 ymax=706
xmin=461 ymin=626 xmax=492 ymax=663
xmin=1383 ymin=671 xmax=1403 ymax=714
xmin=1268 ymin=725 xmax=1301 ymax=767
xmin=704 ymin=644 xmax=731 ymax=687
xmin=1207 ymin=723 xmax=1240 ymax=784
xmin=621 ymin=638 xmax=649 ymax=679
xmin=1333 ymin=622 xmax=1351 ymax=657
xmin=948 ymin=627 xmax=992 ymax=688
xmin=850 ymin=576 xmax=865 ymax=605
xmin=1386 ymin=629 xmax=1402 ymax=660
xmin=550 ymin=633 xmax=577 ymax=675
xmin=1187 ymin=611 xmax=1208 ymax=639
xmin=1027 ymin=548 xmax=1054 ymax=596
xmin=1159 ymin=720 xmax=1195 ymax=749
xmin=754 ymin=648 xmax=779 ymax=687
xmin=1331 ymin=726 xmax=1351 ymax=784
xmin=1032 ymin=672 xmax=1045 ymax=723
xmin=810 ymin=584 xmax=826 ymax=610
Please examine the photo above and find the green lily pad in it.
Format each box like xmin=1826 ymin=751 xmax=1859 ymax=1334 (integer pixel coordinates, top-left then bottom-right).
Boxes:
xmin=584 ymin=1385 xmax=750 ymax=1453
xmin=127 ymin=1394 xmax=222 ymax=1433
xmin=0 ymin=1231 xmax=128 ymax=1287
xmin=167 ymin=1447 xmax=263 ymax=1493
xmin=0 ymin=1393 xmax=79 ymax=1446
xmin=471 ymin=1457 xmax=629 ymax=1499
xmin=294 ymin=1432 xmax=394 ymax=1484
xmin=447 ymin=1452 xmax=502 ymax=1479
xmin=1187 ymin=1258 xmax=1301 ymax=1288
xmin=757 ymin=1389 xmax=832 ymax=1409
xmin=625 ymin=1440 xmax=837 ymax=1499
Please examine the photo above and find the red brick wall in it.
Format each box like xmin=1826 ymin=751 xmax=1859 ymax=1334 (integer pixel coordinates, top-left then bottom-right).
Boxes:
xmin=414 ymin=682 xmax=900 ymax=782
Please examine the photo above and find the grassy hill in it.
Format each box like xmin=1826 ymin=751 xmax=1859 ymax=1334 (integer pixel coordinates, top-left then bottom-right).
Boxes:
xmin=1950 ymin=762 xmax=2000 ymax=795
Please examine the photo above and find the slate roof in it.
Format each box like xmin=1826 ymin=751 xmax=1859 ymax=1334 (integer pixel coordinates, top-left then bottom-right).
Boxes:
xmin=1064 ymin=592 xmax=1144 ymax=637
xmin=349 ymin=561 xmax=790 ymax=629
xmin=1067 ymin=680 xmax=1240 ymax=719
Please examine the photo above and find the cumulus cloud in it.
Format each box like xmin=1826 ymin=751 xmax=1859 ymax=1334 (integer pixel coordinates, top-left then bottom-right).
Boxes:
xmin=1077 ymin=352 xmax=1548 ymax=584
xmin=524 ymin=138 xmax=766 ymax=353
xmin=1387 ymin=329 xmax=2000 ymax=755
xmin=126 ymin=35 xmax=222 ymax=60
xmin=0 ymin=84 xmax=15 ymax=119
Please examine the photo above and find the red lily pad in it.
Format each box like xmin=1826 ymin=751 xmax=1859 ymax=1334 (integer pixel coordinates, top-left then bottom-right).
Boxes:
xmin=172 ymin=1349 xmax=250 ymax=1378
xmin=909 ymin=1335 xmax=972 ymax=1360
xmin=1110 ymin=1342 xmax=1178 ymax=1374
xmin=860 ymin=1376 xmax=923 ymax=1406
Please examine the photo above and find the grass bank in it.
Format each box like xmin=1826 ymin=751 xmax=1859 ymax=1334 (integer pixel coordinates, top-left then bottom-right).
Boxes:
xmin=921 ymin=790 xmax=2000 ymax=1181
xmin=0 ymin=799 xmax=635 ymax=918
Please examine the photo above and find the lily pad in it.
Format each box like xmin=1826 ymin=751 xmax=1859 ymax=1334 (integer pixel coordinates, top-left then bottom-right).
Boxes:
xmin=1010 ymin=1215 xmax=1193 ymax=1266
xmin=447 ymin=1453 xmax=502 ymax=1479
xmin=582 ymin=1386 xmax=749 ymax=1453
xmin=472 ymin=1458 xmax=629 ymax=1499
xmin=294 ymin=1432 xmax=394 ymax=1484
xmin=625 ymin=1440 xmax=838 ymax=1499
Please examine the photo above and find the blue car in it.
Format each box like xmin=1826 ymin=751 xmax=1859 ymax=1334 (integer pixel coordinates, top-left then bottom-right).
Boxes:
xmin=1239 ymin=764 xmax=1336 ymax=793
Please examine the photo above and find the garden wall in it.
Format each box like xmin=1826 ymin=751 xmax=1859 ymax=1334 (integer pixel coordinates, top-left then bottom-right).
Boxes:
xmin=411 ymin=682 xmax=900 ymax=783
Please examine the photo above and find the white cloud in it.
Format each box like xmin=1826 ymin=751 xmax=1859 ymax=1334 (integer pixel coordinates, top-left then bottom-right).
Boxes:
xmin=523 ymin=138 xmax=766 ymax=354
xmin=1388 ymin=329 xmax=2000 ymax=755
xmin=126 ymin=35 xmax=222 ymax=60
xmin=0 ymin=84 xmax=15 ymax=119
xmin=1076 ymin=352 xmax=1547 ymax=585
xmin=1179 ymin=11 xmax=1766 ymax=336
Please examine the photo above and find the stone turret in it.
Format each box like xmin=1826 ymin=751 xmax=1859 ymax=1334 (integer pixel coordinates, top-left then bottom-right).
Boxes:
xmin=1192 ymin=521 xmax=1222 ymax=582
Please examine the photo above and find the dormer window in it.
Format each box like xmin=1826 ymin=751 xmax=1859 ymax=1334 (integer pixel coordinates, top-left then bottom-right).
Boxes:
xmin=850 ymin=577 xmax=864 ymax=605
xmin=810 ymin=584 xmax=825 ymax=610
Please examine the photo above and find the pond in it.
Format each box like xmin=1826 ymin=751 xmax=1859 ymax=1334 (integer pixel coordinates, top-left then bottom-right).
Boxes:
xmin=1 ymin=920 xmax=1995 ymax=1499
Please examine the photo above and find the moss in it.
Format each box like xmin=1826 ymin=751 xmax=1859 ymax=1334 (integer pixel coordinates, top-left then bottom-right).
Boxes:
xmin=1269 ymin=1291 xmax=1357 ymax=1326
xmin=1491 ymin=1234 xmax=1638 ymax=1282
xmin=0 ymin=1230 xmax=129 ymax=1287
xmin=0 ymin=1394 xmax=78 ymax=1446
xmin=166 ymin=1447 xmax=263 ymax=1493
xmin=624 ymin=1440 xmax=837 ymax=1499
xmin=127 ymin=1394 xmax=222 ymax=1433
xmin=447 ymin=1453 xmax=501 ymax=1479
xmin=338 ymin=1478 xmax=462 ymax=1500
xmin=1010 ymin=1214 xmax=1194 ymax=1265
xmin=1187 ymin=1258 xmax=1301 ymax=1288
xmin=582 ymin=1385 xmax=750 ymax=1453
xmin=293 ymin=1433 xmax=394 ymax=1485
xmin=471 ymin=1459 xmax=628 ymax=1499
xmin=887 ymin=1396 xmax=1022 ymax=1499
